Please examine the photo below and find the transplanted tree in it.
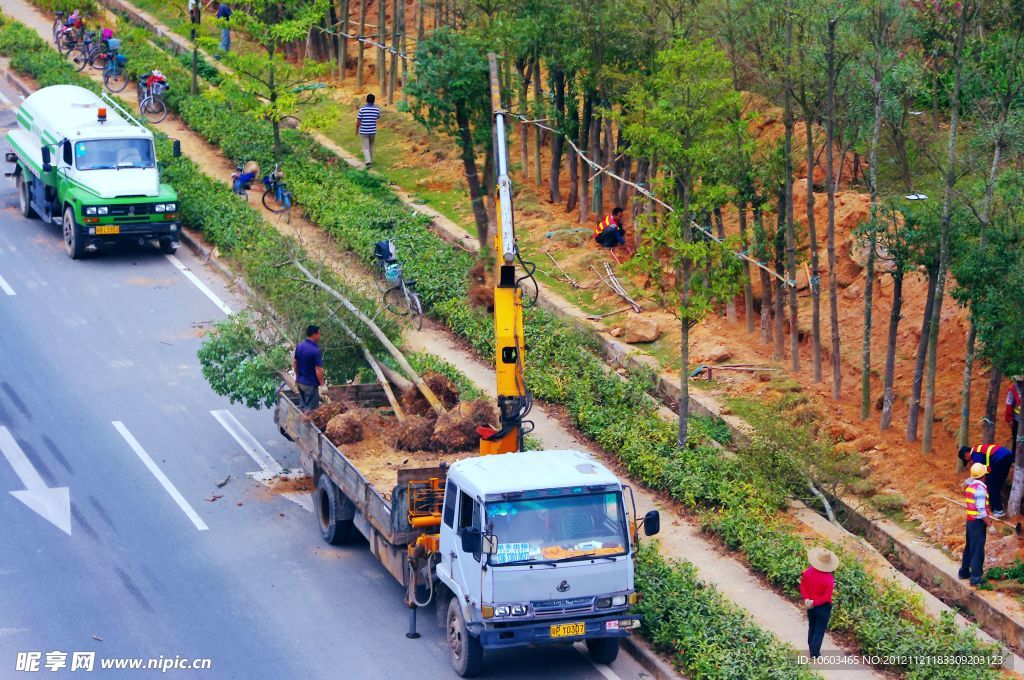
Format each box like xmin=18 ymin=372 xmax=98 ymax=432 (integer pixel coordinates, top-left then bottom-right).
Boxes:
xmin=405 ymin=28 xmax=493 ymax=248
xmin=211 ymin=0 xmax=331 ymax=160
xmin=620 ymin=39 xmax=743 ymax=449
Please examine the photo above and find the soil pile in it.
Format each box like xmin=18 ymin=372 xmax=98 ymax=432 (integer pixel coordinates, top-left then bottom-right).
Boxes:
xmin=430 ymin=400 xmax=498 ymax=452
xmin=325 ymin=412 xmax=365 ymax=445
xmin=307 ymin=401 xmax=350 ymax=431
xmin=400 ymin=372 xmax=460 ymax=416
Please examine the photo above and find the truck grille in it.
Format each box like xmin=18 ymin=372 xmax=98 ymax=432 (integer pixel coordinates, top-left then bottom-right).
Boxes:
xmin=531 ymin=597 xmax=594 ymax=618
xmin=108 ymin=204 xmax=154 ymax=217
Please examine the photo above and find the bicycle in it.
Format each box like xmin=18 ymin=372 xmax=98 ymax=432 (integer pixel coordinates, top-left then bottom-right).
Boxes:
xmin=137 ymin=72 xmax=168 ymax=124
xmin=52 ymin=10 xmax=66 ymax=43
xmin=231 ymin=161 xmax=259 ymax=197
xmin=261 ymin=162 xmax=293 ymax=221
xmin=56 ymin=16 xmax=84 ymax=56
xmin=373 ymin=240 xmax=424 ymax=330
xmin=102 ymin=42 xmax=127 ymax=93
xmin=70 ymin=31 xmax=97 ymax=72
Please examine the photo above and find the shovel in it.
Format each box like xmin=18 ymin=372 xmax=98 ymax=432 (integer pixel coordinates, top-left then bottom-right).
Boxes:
xmin=938 ymin=495 xmax=1022 ymax=535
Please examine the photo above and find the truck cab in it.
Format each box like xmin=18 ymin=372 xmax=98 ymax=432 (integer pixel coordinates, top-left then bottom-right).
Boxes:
xmin=436 ymin=450 xmax=659 ymax=676
xmin=5 ymin=84 xmax=181 ymax=259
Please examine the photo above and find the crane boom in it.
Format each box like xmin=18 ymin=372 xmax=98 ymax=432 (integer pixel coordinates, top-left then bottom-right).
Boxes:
xmin=479 ymin=53 xmax=529 ymax=455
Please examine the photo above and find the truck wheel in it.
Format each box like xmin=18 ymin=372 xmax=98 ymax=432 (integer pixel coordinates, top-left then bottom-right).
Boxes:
xmin=16 ymin=175 xmax=36 ymax=219
xmin=447 ymin=597 xmax=483 ymax=677
xmin=63 ymin=206 xmax=84 ymax=260
xmin=159 ymin=239 xmax=178 ymax=254
xmin=316 ymin=474 xmax=355 ymax=545
xmin=585 ymin=637 xmax=620 ymax=665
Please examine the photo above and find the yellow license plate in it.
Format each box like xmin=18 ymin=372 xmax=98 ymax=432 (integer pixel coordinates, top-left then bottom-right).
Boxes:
xmin=95 ymin=225 xmax=120 ymax=235
xmin=550 ymin=622 xmax=586 ymax=638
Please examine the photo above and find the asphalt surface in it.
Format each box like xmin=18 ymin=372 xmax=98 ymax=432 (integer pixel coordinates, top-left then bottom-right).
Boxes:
xmin=0 ymin=78 xmax=647 ymax=679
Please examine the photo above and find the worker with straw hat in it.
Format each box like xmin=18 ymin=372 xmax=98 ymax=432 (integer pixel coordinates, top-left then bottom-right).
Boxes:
xmin=800 ymin=547 xmax=838 ymax=660
xmin=959 ymin=462 xmax=992 ymax=586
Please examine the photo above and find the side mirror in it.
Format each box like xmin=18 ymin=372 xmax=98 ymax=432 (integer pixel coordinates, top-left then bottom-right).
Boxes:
xmin=41 ymin=146 xmax=51 ymax=172
xmin=172 ymin=140 xmax=181 ymax=158
xmin=643 ymin=510 xmax=661 ymax=537
xmin=482 ymin=533 xmax=497 ymax=555
xmin=460 ymin=527 xmax=482 ymax=555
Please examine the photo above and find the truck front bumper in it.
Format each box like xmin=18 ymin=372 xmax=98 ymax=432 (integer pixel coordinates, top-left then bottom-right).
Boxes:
xmin=472 ymin=614 xmax=640 ymax=650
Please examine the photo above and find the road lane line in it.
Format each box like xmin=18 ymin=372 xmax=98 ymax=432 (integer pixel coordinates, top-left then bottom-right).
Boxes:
xmin=0 ymin=91 xmax=10 ymax=105
xmin=573 ymin=642 xmax=622 ymax=680
xmin=164 ymin=254 xmax=233 ymax=316
xmin=211 ymin=410 xmax=312 ymax=512
xmin=112 ymin=421 xmax=209 ymax=531
xmin=0 ymin=273 xmax=15 ymax=296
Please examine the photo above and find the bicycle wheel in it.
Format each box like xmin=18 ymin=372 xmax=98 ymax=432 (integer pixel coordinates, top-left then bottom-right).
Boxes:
xmin=261 ymin=185 xmax=288 ymax=213
xmin=142 ymin=97 xmax=167 ymax=124
xmin=383 ymin=286 xmax=410 ymax=316
xmin=58 ymin=33 xmax=77 ymax=56
xmin=408 ymin=290 xmax=424 ymax=331
xmin=104 ymin=67 xmax=128 ymax=93
xmin=71 ymin=45 xmax=89 ymax=72
xmin=91 ymin=49 xmax=107 ymax=71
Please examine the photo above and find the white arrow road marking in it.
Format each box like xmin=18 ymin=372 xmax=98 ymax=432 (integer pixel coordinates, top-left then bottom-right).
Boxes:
xmin=211 ymin=410 xmax=312 ymax=512
xmin=0 ymin=274 xmax=15 ymax=296
xmin=0 ymin=427 xmax=70 ymax=535
xmin=112 ymin=421 xmax=209 ymax=531
xmin=164 ymin=254 xmax=233 ymax=316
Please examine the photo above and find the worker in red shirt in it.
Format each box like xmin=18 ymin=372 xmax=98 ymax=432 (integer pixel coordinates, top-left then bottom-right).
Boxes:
xmin=1006 ymin=375 xmax=1022 ymax=453
xmin=800 ymin=547 xmax=838 ymax=660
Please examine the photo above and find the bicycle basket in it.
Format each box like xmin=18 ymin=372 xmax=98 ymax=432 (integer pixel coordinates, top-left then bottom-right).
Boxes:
xmin=152 ymin=82 xmax=166 ymax=96
xmin=115 ymin=54 xmax=127 ymax=66
xmin=384 ymin=262 xmax=401 ymax=283
xmin=107 ymin=38 xmax=121 ymax=50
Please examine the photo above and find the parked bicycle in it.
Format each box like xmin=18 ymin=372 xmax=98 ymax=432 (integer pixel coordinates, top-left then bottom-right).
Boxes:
xmin=231 ymin=161 xmax=259 ymax=197
xmin=71 ymin=28 xmax=114 ymax=72
xmin=137 ymin=69 xmax=168 ymax=123
xmin=261 ymin=162 xmax=293 ymax=221
xmin=55 ymin=11 xmax=84 ymax=56
xmin=51 ymin=10 xmax=66 ymax=43
xmin=102 ymin=39 xmax=127 ymax=93
xmin=373 ymin=239 xmax=424 ymax=330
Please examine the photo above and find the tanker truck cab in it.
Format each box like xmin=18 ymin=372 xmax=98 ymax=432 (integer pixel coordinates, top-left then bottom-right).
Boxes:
xmin=437 ymin=449 xmax=659 ymax=676
xmin=5 ymin=84 xmax=181 ymax=259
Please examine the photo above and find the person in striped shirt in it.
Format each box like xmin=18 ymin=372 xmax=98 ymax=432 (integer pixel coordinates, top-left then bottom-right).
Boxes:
xmin=356 ymin=94 xmax=382 ymax=169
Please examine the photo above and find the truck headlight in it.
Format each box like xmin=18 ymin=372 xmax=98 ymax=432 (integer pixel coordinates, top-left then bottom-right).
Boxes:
xmin=165 ymin=203 xmax=176 ymax=212
xmin=98 ymin=206 xmax=108 ymax=215
xmin=494 ymin=606 xmax=510 ymax=617
xmin=611 ymin=595 xmax=627 ymax=607
xmin=154 ymin=204 xmax=166 ymax=212
xmin=511 ymin=605 xmax=527 ymax=616
xmin=85 ymin=206 xmax=96 ymax=215
xmin=596 ymin=598 xmax=611 ymax=608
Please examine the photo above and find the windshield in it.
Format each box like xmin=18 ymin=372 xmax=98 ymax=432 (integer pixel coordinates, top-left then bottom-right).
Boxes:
xmin=75 ymin=139 xmax=155 ymax=170
xmin=486 ymin=492 xmax=628 ymax=566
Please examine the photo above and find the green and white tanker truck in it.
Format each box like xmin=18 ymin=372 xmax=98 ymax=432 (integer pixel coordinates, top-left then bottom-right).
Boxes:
xmin=5 ymin=84 xmax=181 ymax=259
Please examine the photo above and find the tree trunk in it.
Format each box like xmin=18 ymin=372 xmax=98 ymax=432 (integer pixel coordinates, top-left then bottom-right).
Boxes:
xmin=456 ymin=108 xmax=489 ymax=248
xmin=590 ymin=115 xmax=603 ymax=216
xmin=387 ymin=0 xmax=398 ymax=104
xmin=548 ymin=67 xmax=565 ymax=204
xmin=337 ymin=1 xmax=348 ymax=80
xmin=417 ymin=0 xmax=424 ymax=42
xmin=865 ymin=39 xmax=884 ymax=422
xmin=825 ymin=17 xmax=840 ymax=398
xmin=923 ymin=3 xmax=973 ymax=454
xmin=738 ymin=201 xmax=755 ymax=333
xmin=713 ymin=207 xmax=737 ymax=323
xmin=861 ymin=232 xmax=876 ymax=419
xmin=804 ymin=117 xmax=821 ymax=380
xmin=880 ymin=267 xmax=904 ymax=430
xmin=983 ymin=367 xmax=1003 ymax=445
xmin=783 ymin=9 xmax=799 ymax=373
xmin=753 ymin=204 xmax=772 ymax=345
xmin=907 ymin=265 xmax=938 ymax=442
xmin=577 ymin=92 xmax=594 ymax=223
xmin=517 ymin=59 xmax=530 ymax=181
xmin=400 ymin=1 xmax=407 ymax=106
xmin=1009 ymin=447 xmax=1024 ymax=519
xmin=356 ymin=0 xmax=367 ymax=88
xmin=679 ymin=313 xmax=690 ymax=448
xmin=377 ymin=0 xmax=386 ymax=90
xmin=774 ymin=190 xmax=787 ymax=361
xmin=532 ymin=57 xmax=543 ymax=188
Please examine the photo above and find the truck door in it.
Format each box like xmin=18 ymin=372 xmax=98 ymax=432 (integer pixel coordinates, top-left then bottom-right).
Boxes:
xmin=454 ymin=490 xmax=483 ymax=608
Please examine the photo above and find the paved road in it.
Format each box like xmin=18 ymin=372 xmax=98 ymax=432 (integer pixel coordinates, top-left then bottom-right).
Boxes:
xmin=0 ymin=77 xmax=646 ymax=679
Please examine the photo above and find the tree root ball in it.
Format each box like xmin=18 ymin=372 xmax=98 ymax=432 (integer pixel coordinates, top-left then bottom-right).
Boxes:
xmin=468 ymin=261 xmax=495 ymax=312
xmin=430 ymin=400 xmax=497 ymax=453
xmin=393 ymin=415 xmax=436 ymax=452
xmin=307 ymin=401 xmax=350 ymax=431
xmin=400 ymin=372 xmax=460 ymax=416
xmin=325 ymin=412 xmax=365 ymax=446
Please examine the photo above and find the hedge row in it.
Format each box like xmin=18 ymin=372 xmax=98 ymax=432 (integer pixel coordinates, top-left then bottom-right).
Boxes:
xmin=24 ymin=8 xmax=1004 ymax=676
xmin=0 ymin=16 xmax=398 ymax=386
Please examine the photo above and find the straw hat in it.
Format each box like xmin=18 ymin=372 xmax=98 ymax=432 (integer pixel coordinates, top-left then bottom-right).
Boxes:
xmin=970 ymin=462 xmax=988 ymax=479
xmin=808 ymin=547 xmax=839 ymax=573
xmin=1013 ymin=375 xmax=1023 ymax=382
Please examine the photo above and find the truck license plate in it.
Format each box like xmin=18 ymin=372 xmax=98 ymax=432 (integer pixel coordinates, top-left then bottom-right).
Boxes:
xmin=95 ymin=225 xmax=119 ymax=235
xmin=549 ymin=622 xmax=586 ymax=638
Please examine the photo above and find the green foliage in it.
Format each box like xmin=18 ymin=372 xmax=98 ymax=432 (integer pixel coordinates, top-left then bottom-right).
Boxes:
xmin=406 ymin=352 xmax=485 ymax=401
xmin=197 ymin=314 xmax=289 ymax=409
xmin=986 ymin=558 xmax=1024 ymax=583
xmin=635 ymin=545 xmax=819 ymax=679
xmin=688 ymin=414 xmax=733 ymax=445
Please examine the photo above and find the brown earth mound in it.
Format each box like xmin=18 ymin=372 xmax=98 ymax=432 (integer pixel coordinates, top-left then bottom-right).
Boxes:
xmin=430 ymin=399 xmax=498 ymax=452
xmin=468 ymin=261 xmax=495 ymax=311
xmin=325 ymin=411 xmax=365 ymax=446
xmin=307 ymin=401 xmax=350 ymax=431
xmin=400 ymin=372 xmax=460 ymax=416
xmin=393 ymin=415 xmax=436 ymax=452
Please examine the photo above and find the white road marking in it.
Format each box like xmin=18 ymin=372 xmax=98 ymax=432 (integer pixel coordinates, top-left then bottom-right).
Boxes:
xmin=211 ymin=410 xmax=312 ymax=512
xmin=0 ymin=427 xmax=71 ymax=535
xmin=0 ymin=274 xmax=15 ymax=296
xmin=0 ymin=91 xmax=10 ymax=105
xmin=112 ymin=421 xmax=209 ymax=531
xmin=164 ymin=254 xmax=233 ymax=316
xmin=573 ymin=642 xmax=622 ymax=680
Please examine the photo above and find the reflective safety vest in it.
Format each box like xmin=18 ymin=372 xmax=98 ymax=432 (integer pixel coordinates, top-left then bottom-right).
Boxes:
xmin=971 ymin=443 xmax=1003 ymax=472
xmin=594 ymin=214 xmax=618 ymax=238
xmin=1012 ymin=384 xmax=1022 ymax=416
xmin=964 ymin=478 xmax=988 ymax=521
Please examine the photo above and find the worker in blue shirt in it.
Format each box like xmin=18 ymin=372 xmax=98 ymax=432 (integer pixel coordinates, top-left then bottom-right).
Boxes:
xmin=294 ymin=325 xmax=324 ymax=412
xmin=216 ymin=2 xmax=232 ymax=54
xmin=958 ymin=444 xmax=1014 ymax=518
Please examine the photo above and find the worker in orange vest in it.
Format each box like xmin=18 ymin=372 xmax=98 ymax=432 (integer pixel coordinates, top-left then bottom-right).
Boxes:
xmin=958 ymin=444 xmax=1014 ymax=517
xmin=1006 ymin=375 xmax=1022 ymax=453
xmin=958 ymin=462 xmax=992 ymax=586
xmin=594 ymin=207 xmax=626 ymax=248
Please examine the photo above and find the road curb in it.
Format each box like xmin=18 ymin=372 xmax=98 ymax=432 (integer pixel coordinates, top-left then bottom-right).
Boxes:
xmin=1 ymin=61 xmax=33 ymax=97
xmin=621 ymin=636 xmax=681 ymax=680
xmin=178 ymin=227 xmax=255 ymax=301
